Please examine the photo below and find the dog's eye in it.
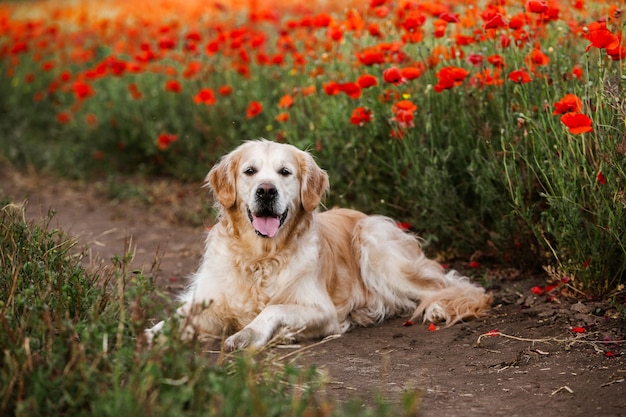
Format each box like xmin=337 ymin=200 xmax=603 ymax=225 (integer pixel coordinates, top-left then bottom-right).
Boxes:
xmin=278 ymin=168 xmax=291 ymax=177
xmin=243 ymin=167 xmax=256 ymax=176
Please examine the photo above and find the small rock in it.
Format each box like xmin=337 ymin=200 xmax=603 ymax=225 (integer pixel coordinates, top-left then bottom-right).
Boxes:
xmin=573 ymin=313 xmax=597 ymax=326
xmin=570 ymin=302 xmax=591 ymax=314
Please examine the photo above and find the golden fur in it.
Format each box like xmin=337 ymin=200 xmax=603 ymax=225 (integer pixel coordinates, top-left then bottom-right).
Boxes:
xmin=146 ymin=140 xmax=492 ymax=349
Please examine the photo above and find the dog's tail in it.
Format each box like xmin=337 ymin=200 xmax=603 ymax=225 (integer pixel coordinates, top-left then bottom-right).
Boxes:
xmin=408 ymin=270 xmax=493 ymax=325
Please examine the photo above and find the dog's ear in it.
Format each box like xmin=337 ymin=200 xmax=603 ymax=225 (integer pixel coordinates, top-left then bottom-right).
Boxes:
xmin=206 ymin=154 xmax=237 ymax=209
xmin=298 ymin=150 xmax=329 ymax=212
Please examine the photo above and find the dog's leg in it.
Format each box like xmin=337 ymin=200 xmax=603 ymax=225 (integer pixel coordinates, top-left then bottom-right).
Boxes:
xmin=145 ymin=300 xmax=227 ymax=344
xmin=224 ymin=304 xmax=340 ymax=350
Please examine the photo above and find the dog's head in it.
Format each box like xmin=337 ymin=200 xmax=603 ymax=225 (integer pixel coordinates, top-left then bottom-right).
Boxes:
xmin=207 ymin=140 xmax=329 ymax=238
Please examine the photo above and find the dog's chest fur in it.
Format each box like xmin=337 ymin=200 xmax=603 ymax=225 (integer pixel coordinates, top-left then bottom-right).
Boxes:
xmin=238 ymin=258 xmax=282 ymax=306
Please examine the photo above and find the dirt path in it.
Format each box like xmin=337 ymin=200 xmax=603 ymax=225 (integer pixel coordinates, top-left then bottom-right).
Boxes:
xmin=2 ymin=166 xmax=625 ymax=416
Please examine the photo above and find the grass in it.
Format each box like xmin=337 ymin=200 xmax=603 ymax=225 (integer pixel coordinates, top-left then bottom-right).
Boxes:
xmin=0 ymin=201 xmax=423 ymax=416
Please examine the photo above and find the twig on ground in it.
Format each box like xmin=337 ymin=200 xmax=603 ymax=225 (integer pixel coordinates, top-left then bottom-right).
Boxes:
xmin=476 ymin=330 xmax=625 ymax=354
xmin=551 ymin=386 xmax=573 ymax=396
xmin=600 ymin=378 xmax=624 ymax=388
xmin=278 ymin=334 xmax=342 ymax=361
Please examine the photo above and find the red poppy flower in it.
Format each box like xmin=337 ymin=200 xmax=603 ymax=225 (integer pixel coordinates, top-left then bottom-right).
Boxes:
xmin=183 ymin=62 xmax=202 ymax=78
xmin=531 ymin=286 xmax=545 ymax=295
xmin=312 ymin=12 xmax=332 ymax=28
xmin=85 ymin=113 xmax=98 ymax=128
xmin=157 ymin=133 xmax=178 ymax=150
xmin=471 ymin=68 xmax=504 ymax=88
xmin=301 ymin=85 xmax=316 ymax=96
xmin=186 ymin=31 xmax=201 ymax=42
xmin=246 ymin=101 xmax=263 ymax=119
xmin=487 ymin=54 xmax=506 ymax=68
xmin=607 ymin=43 xmax=626 ymax=61
xmin=158 ymin=37 xmax=176 ymax=50
xmin=455 ymin=34 xmax=475 ymax=47
xmin=218 ymin=85 xmax=233 ymax=96
xmin=205 ymin=39 xmax=220 ymax=55
xmin=467 ymin=53 xmax=485 ymax=67
xmin=278 ymin=94 xmax=294 ymax=109
xmin=339 ymin=82 xmax=361 ymax=99
xmin=327 ymin=24 xmax=343 ymax=41
xmin=127 ymin=83 xmax=142 ymax=100
xmin=397 ymin=222 xmax=411 ymax=231
xmin=526 ymin=0 xmax=549 ymax=14
xmin=560 ymin=112 xmax=593 ymax=134
xmin=10 ymin=41 xmax=28 ymax=55
xmin=193 ymin=88 xmax=216 ymax=105
xmin=72 ymin=81 xmax=94 ymax=100
xmin=509 ymin=13 xmax=527 ymax=30
xmin=468 ymin=261 xmax=481 ymax=269
xmin=572 ymin=65 xmax=584 ymax=80
xmin=350 ymin=107 xmax=373 ymax=126
xmin=526 ymin=48 xmax=550 ymax=67
xmin=400 ymin=66 xmax=422 ymax=80
xmin=552 ymin=94 xmax=582 ymax=115
xmin=345 ymin=9 xmax=364 ymax=31
xmin=357 ymin=48 xmax=385 ymax=66
xmin=571 ymin=327 xmax=586 ymax=333
xmin=434 ymin=66 xmax=469 ymax=92
xmin=165 ymin=80 xmax=182 ymax=93
xmin=584 ymin=22 xmax=620 ymax=51
xmin=500 ymin=34 xmax=512 ymax=49
xmin=508 ymin=69 xmax=532 ymax=83
xmin=433 ymin=19 xmax=448 ymax=38
xmin=597 ymin=172 xmax=607 ymax=184
xmin=401 ymin=10 xmax=426 ymax=32
xmin=483 ymin=13 xmax=507 ymax=30
xmin=392 ymin=100 xmax=417 ymax=114
xmin=545 ymin=284 xmax=558 ymax=292
xmin=383 ymin=67 xmax=405 ymax=84
xmin=391 ymin=100 xmax=417 ymax=128
xmin=275 ymin=112 xmax=289 ymax=122
xmin=357 ymin=74 xmax=378 ymax=89
xmin=56 ymin=112 xmax=71 ymax=124
xmin=323 ymin=81 xmax=341 ymax=95
xmin=41 ymin=61 xmax=55 ymax=71
xmin=438 ymin=12 xmax=460 ymax=23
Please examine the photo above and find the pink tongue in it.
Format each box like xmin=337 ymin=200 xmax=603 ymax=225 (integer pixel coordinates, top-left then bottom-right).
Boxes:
xmin=252 ymin=216 xmax=280 ymax=237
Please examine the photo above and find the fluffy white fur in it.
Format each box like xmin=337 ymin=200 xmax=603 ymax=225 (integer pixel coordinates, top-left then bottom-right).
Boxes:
xmin=146 ymin=140 xmax=492 ymax=349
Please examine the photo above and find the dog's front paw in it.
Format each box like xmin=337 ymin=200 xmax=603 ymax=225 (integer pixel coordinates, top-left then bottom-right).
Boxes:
xmin=225 ymin=328 xmax=259 ymax=350
xmin=145 ymin=320 xmax=165 ymax=345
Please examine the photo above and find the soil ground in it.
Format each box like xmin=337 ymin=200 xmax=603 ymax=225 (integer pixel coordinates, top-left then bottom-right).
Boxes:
xmin=2 ymin=164 xmax=625 ymax=417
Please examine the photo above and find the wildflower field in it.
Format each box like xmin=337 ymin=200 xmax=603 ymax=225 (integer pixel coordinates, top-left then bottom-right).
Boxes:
xmin=1 ymin=0 xmax=625 ymax=295
xmin=1 ymin=0 xmax=626 ymax=415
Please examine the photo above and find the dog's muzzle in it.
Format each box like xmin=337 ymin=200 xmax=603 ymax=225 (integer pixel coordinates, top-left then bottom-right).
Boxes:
xmin=248 ymin=183 xmax=287 ymax=238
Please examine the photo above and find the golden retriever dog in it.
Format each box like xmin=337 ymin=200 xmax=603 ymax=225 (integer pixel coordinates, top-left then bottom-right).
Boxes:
xmin=146 ymin=140 xmax=491 ymax=349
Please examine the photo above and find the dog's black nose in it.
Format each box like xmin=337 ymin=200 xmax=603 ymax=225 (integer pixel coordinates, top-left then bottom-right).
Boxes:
xmin=256 ymin=183 xmax=277 ymax=200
